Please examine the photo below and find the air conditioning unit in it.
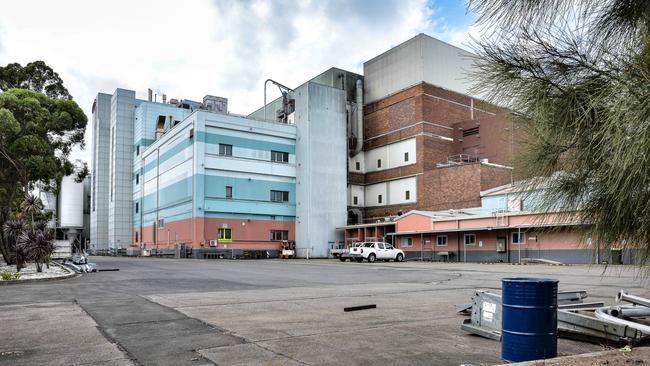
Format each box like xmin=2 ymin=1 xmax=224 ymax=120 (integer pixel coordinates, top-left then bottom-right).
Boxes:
xmin=209 ymin=240 xmax=218 ymax=247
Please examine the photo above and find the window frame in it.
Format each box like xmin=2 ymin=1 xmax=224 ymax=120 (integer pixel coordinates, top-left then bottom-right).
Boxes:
xmin=270 ymin=190 xmax=289 ymax=202
xmin=405 ymin=190 xmax=410 ymax=200
xmin=271 ymin=150 xmax=289 ymax=163
xmin=135 ymin=202 xmax=139 ymax=214
xmin=353 ymin=196 xmax=358 ymax=205
xmin=400 ymin=237 xmax=413 ymax=247
xmin=378 ymin=194 xmax=383 ymax=204
xmin=355 ymin=161 xmax=360 ymax=171
xmin=512 ymin=231 xmax=526 ymax=245
xmin=225 ymin=186 xmax=233 ymax=199
xmin=218 ymin=227 xmax=232 ymax=242
xmin=464 ymin=233 xmax=476 ymax=246
xmin=270 ymin=230 xmax=289 ymax=241
xmin=377 ymin=159 xmax=382 ymax=168
xmin=436 ymin=235 xmax=448 ymax=246
xmin=404 ymin=152 xmax=409 ymax=162
xmin=219 ymin=143 xmax=233 ymax=156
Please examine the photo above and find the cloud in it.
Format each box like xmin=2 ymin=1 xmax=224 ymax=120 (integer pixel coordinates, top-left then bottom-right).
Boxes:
xmin=0 ymin=0 xmax=476 ymax=166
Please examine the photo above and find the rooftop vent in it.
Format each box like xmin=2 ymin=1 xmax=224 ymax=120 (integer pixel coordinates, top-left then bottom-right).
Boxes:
xmin=202 ymin=95 xmax=228 ymax=114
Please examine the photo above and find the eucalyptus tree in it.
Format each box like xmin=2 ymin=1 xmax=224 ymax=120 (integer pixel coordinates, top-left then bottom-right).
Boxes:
xmin=0 ymin=61 xmax=87 ymax=264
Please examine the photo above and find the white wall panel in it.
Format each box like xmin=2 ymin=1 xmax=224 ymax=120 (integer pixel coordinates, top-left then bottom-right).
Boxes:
xmin=348 ymin=185 xmax=365 ymax=206
xmin=387 ymin=177 xmax=417 ymax=205
xmin=365 ymin=183 xmax=387 ymax=207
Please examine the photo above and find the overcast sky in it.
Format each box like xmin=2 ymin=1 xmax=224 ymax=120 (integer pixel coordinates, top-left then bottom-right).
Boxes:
xmin=0 ymin=0 xmax=477 ymax=166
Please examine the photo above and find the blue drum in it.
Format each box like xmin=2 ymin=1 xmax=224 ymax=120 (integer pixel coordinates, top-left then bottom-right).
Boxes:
xmin=501 ymin=278 xmax=558 ymax=362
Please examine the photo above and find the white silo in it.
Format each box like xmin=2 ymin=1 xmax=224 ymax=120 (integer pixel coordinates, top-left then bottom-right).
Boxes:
xmin=58 ymin=175 xmax=84 ymax=229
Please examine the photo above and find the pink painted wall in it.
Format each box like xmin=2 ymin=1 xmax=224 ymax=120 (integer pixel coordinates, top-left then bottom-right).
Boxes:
xmin=396 ymin=213 xmax=434 ymax=232
xmin=134 ymin=217 xmax=295 ymax=250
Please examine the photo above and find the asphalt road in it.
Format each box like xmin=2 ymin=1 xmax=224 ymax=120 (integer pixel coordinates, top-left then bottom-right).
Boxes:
xmin=1 ymin=257 xmax=648 ymax=365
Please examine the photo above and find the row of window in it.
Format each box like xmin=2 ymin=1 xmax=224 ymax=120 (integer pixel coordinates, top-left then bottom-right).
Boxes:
xmin=400 ymin=232 xmax=526 ymax=247
xmin=219 ymin=228 xmax=289 ymax=241
xmin=219 ymin=143 xmax=289 ymax=163
xmin=352 ymin=190 xmax=411 ymax=205
xmin=134 ymin=188 xmax=290 ymax=215
xmin=134 ymin=228 xmax=290 ymax=243
xmin=353 ymin=152 xmax=410 ymax=171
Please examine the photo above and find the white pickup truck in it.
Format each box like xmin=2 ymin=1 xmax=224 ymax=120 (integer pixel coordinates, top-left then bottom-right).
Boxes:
xmin=347 ymin=241 xmax=404 ymax=263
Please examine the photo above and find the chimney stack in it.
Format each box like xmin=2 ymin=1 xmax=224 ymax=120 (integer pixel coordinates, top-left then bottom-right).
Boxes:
xmin=148 ymin=88 xmax=153 ymax=101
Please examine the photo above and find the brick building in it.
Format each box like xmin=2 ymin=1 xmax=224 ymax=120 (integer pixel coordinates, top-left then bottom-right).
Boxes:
xmin=346 ymin=34 xmax=516 ymax=228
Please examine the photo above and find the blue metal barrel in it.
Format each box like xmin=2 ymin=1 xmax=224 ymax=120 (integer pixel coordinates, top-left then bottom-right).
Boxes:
xmin=501 ymin=278 xmax=558 ymax=362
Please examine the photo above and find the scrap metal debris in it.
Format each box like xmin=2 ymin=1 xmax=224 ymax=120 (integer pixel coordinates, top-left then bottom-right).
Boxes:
xmin=457 ymin=289 xmax=650 ymax=345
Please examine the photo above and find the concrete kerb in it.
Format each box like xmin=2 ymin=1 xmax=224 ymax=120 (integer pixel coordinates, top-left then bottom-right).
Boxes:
xmin=495 ymin=347 xmax=650 ymax=365
xmin=0 ymin=261 xmax=80 ymax=285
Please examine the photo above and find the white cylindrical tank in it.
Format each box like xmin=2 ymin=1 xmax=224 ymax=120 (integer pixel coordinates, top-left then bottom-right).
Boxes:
xmin=58 ymin=175 xmax=84 ymax=228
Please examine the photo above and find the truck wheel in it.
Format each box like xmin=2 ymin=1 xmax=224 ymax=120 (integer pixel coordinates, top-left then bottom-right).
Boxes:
xmin=339 ymin=257 xmax=346 ymax=262
xmin=395 ymin=253 xmax=404 ymax=262
xmin=355 ymin=257 xmax=363 ymax=263
xmin=367 ymin=253 xmax=376 ymax=263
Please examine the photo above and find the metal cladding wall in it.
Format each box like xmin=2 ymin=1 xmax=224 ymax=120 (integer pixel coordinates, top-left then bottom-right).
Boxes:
xmin=135 ymin=110 xmax=298 ymax=250
xmin=59 ymin=175 xmax=85 ymax=228
xmin=295 ymin=82 xmax=347 ymax=258
xmin=108 ymin=89 xmax=137 ymax=251
xmin=363 ymin=33 xmax=479 ymax=104
xmin=90 ymin=93 xmax=111 ymax=251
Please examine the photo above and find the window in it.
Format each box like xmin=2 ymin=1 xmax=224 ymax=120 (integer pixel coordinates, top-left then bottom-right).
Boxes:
xmin=136 ymin=145 xmax=140 ymax=156
xmin=355 ymin=161 xmax=360 ymax=171
xmin=464 ymin=234 xmax=476 ymax=246
xmin=157 ymin=218 xmax=165 ymax=228
xmin=271 ymin=150 xmax=289 ymax=163
xmin=219 ymin=144 xmax=232 ymax=156
xmin=378 ymin=194 xmax=382 ymax=204
xmin=385 ymin=244 xmax=394 ymax=250
xmin=512 ymin=232 xmax=526 ymax=245
xmin=135 ymin=202 xmax=139 ymax=214
xmin=271 ymin=190 xmax=289 ymax=202
xmin=270 ymin=230 xmax=289 ymax=241
xmin=135 ymin=173 xmax=139 ymax=185
xmin=377 ymin=243 xmax=385 ymax=249
xmin=353 ymin=196 xmax=358 ymax=205
xmin=218 ymin=227 xmax=232 ymax=242
xmin=405 ymin=190 xmax=410 ymax=200
xmin=437 ymin=235 xmax=448 ymax=246
xmin=404 ymin=152 xmax=409 ymax=162
xmin=401 ymin=237 xmax=413 ymax=247
xmin=225 ymin=186 xmax=232 ymax=199
xmin=377 ymin=159 xmax=382 ymax=168
xmin=134 ymin=231 xmax=139 ymax=243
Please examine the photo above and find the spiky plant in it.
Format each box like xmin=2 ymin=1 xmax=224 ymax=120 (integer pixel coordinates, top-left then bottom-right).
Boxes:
xmin=17 ymin=227 xmax=55 ymax=273
xmin=3 ymin=219 xmax=26 ymax=271
xmin=21 ymin=194 xmax=43 ymax=227
xmin=468 ymin=0 xmax=650 ymax=264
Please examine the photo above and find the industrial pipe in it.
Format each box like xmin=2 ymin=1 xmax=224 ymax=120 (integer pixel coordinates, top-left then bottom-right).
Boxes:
xmin=263 ymin=79 xmax=294 ymax=122
xmin=609 ymin=305 xmax=650 ymax=318
xmin=351 ymin=79 xmax=364 ymax=157
xmin=594 ymin=307 xmax=650 ymax=335
xmin=616 ymin=291 xmax=650 ymax=308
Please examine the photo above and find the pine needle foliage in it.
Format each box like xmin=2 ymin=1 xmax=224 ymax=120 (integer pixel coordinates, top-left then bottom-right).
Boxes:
xmin=468 ymin=0 xmax=650 ymax=264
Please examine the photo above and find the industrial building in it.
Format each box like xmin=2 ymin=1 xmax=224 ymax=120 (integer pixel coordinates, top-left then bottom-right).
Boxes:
xmin=340 ymin=180 xmax=637 ymax=264
xmin=34 ymin=166 xmax=91 ymax=258
xmin=90 ymin=33 xmax=521 ymax=258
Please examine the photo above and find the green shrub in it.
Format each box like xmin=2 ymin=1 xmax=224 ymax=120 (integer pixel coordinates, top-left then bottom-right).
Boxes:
xmin=0 ymin=271 xmax=21 ymax=281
